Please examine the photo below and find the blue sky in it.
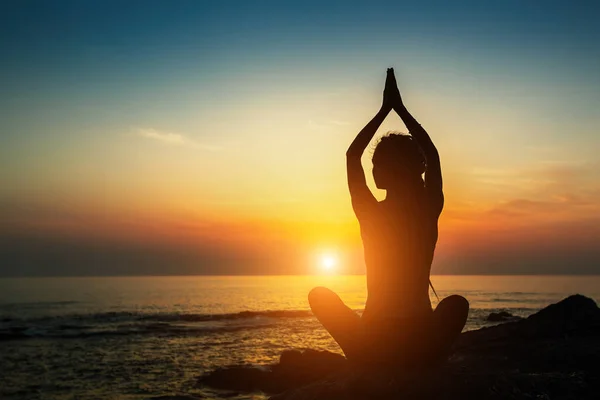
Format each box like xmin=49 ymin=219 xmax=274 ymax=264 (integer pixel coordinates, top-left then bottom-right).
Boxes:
xmin=1 ymin=0 xmax=600 ymax=276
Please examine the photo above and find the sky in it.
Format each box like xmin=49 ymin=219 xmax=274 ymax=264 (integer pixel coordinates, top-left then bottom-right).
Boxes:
xmin=1 ymin=0 xmax=599 ymax=276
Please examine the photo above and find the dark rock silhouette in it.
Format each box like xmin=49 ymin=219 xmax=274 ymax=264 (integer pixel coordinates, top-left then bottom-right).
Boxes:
xmin=486 ymin=311 xmax=522 ymax=322
xmin=196 ymin=349 xmax=346 ymax=394
xmin=197 ymin=295 xmax=600 ymax=400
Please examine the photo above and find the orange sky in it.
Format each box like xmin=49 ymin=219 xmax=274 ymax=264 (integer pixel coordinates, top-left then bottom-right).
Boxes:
xmin=1 ymin=2 xmax=600 ymax=276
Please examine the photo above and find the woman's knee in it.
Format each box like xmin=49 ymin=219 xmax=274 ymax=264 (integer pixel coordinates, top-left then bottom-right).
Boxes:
xmin=438 ymin=295 xmax=469 ymax=312
xmin=431 ymin=295 xmax=470 ymax=358
xmin=435 ymin=295 xmax=469 ymax=326
xmin=449 ymin=294 xmax=469 ymax=311
xmin=308 ymin=286 xmax=340 ymax=310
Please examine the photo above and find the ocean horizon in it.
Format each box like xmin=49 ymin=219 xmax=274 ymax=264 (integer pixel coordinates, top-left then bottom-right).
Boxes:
xmin=1 ymin=275 xmax=599 ymax=399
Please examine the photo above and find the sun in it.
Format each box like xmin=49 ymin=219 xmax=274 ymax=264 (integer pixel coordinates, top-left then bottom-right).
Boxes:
xmin=319 ymin=254 xmax=338 ymax=274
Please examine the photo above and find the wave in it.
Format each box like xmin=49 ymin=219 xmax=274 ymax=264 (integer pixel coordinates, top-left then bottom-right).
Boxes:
xmin=0 ymin=307 xmax=539 ymax=342
xmin=0 ymin=309 xmax=316 ymax=342
xmin=0 ymin=321 xmax=286 ymax=342
xmin=2 ymin=309 xmax=314 ymax=324
xmin=144 ymin=309 xmax=314 ymax=322
xmin=0 ymin=300 xmax=84 ymax=309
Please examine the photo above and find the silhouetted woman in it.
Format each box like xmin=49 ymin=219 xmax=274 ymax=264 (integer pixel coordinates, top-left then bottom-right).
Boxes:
xmin=309 ymin=68 xmax=469 ymax=368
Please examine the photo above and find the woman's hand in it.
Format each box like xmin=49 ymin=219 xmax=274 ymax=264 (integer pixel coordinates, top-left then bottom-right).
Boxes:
xmin=382 ymin=68 xmax=402 ymax=110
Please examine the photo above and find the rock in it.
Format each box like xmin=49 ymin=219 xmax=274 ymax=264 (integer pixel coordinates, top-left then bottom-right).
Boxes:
xmin=528 ymin=294 xmax=599 ymax=326
xmin=198 ymin=349 xmax=346 ymax=393
xmin=196 ymin=349 xmax=347 ymax=394
xmin=276 ymin=349 xmax=347 ymax=378
xmin=486 ymin=311 xmax=521 ymax=322
xmin=197 ymin=294 xmax=600 ymax=400
xmin=196 ymin=365 xmax=270 ymax=392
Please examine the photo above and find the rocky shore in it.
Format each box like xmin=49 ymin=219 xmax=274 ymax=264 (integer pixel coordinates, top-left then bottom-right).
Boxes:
xmin=193 ymin=294 xmax=599 ymax=400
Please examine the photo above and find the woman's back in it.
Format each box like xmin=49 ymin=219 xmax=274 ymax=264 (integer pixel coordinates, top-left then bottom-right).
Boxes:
xmin=360 ymin=190 xmax=438 ymax=319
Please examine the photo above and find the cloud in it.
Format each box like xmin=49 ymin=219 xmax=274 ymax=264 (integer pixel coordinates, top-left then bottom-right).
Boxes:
xmin=444 ymin=160 xmax=600 ymax=230
xmin=486 ymin=197 xmax=591 ymax=219
xmin=471 ymin=161 xmax=598 ymax=186
xmin=136 ymin=128 xmax=222 ymax=151
xmin=137 ymin=128 xmax=186 ymax=144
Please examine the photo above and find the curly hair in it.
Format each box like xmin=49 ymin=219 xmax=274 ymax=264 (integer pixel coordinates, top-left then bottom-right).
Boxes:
xmin=372 ymin=132 xmax=426 ymax=175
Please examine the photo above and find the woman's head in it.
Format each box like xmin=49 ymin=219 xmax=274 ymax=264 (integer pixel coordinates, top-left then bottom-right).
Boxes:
xmin=372 ymin=133 xmax=426 ymax=189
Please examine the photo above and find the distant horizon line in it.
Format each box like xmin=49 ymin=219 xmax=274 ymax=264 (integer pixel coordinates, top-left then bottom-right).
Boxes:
xmin=2 ymin=273 xmax=600 ymax=278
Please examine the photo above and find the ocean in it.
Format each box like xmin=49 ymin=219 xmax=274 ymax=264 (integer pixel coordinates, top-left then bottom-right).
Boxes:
xmin=1 ymin=275 xmax=599 ymax=399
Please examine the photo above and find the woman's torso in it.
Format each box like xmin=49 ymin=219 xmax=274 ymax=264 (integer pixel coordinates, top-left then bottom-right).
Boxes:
xmin=359 ymin=191 xmax=438 ymax=320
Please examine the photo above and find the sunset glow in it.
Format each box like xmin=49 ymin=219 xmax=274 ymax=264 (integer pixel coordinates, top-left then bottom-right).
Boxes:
xmin=319 ymin=254 xmax=339 ymax=274
xmin=1 ymin=2 xmax=599 ymax=277
xmin=2 ymin=3 xmax=600 ymax=400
